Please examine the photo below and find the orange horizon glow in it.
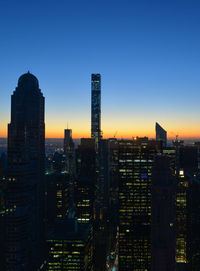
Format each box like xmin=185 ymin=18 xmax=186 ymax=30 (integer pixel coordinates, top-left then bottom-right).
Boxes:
xmin=1 ymin=129 xmax=200 ymax=140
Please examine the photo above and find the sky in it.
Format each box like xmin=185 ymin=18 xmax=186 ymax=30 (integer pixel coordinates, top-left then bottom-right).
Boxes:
xmin=0 ymin=0 xmax=200 ymax=139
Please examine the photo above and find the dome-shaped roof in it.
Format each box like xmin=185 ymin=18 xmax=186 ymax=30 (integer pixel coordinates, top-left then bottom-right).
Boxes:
xmin=18 ymin=71 xmax=39 ymax=88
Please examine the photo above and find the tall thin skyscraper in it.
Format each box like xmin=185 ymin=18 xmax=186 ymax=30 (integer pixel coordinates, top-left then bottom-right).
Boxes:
xmin=64 ymin=128 xmax=75 ymax=176
xmin=91 ymin=74 xmax=101 ymax=146
xmin=156 ymin=122 xmax=167 ymax=147
xmin=64 ymin=129 xmax=74 ymax=154
xmin=6 ymin=72 xmax=45 ymax=270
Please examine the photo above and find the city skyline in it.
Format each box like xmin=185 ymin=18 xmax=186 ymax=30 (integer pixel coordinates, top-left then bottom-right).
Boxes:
xmin=0 ymin=0 xmax=200 ymax=139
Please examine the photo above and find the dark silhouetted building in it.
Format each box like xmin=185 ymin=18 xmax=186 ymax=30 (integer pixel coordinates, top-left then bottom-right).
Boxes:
xmin=91 ymin=74 xmax=101 ymax=146
xmin=151 ymin=155 xmax=175 ymax=270
xmin=75 ymin=138 xmax=96 ymax=224
xmin=0 ymin=184 xmax=5 ymax=269
xmin=6 ymin=72 xmax=45 ymax=270
xmin=64 ymin=128 xmax=75 ymax=176
xmin=156 ymin=122 xmax=167 ymax=147
xmin=64 ymin=129 xmax=74 ymax=154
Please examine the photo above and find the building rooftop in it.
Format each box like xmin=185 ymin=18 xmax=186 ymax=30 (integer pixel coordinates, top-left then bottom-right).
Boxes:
xmin=47 ymin=218 xmax=91 ymax=241
xmin=18 ymin=71 xmax=39 ymax=88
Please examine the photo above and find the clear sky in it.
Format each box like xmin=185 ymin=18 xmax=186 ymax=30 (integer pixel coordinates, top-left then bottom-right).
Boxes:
xmin=0 ymin=0 xmax=200 ymax=139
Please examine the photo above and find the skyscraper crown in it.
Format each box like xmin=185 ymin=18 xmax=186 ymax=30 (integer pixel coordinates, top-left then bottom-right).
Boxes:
xmin=18 ymin=71 xmax=39 ymax=88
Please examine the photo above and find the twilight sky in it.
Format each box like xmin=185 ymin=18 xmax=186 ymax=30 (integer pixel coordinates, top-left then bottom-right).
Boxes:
xmin=0 ymin=0 xmax=200 ymax=139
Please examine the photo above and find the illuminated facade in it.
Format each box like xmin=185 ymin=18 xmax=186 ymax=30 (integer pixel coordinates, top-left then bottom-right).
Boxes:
xmin=47 ymin=218 xmax=93 ymax=270
xmin=74 ymin=178 xmax=94 ymax=224
xmin=6 ymin=72 xmax=45 ymax=270
xmin=91 ymin=74 xmax=101 ymax=146
xmin=187 ymin=173 xmax=200 ymax=269
xmin=45 ymin=172 xmax=69 ymax=225
xmin=172 ymin=141 xmax=188 ymax=269
xmin=175 ymin=145 xmax=198 ymax=269
xmin=118 ymin=138 xmax=161 ymax=270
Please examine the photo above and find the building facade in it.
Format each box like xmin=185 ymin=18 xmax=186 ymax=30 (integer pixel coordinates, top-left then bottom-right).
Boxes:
xmin=5 ymin=72 xmax=45 ymax=270
xmin=91 ymin=74 xmax=101 ymax=146
xmin=156 ymin=122 xmax=167 ymax=147
xmin=118 ymin=138 xmax=161 ymax=270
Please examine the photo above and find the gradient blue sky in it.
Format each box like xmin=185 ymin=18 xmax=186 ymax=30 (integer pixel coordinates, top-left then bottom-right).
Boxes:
xmin=0 ymin=0 xmax=200 ymax=138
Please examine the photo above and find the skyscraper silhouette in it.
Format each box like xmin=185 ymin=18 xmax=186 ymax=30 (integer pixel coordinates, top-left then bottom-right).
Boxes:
xmin=91 ymin=74 xmax=101 ymax=146
xmin=155 ymin=122 xmax=167 ymax=147
xmin=6 ymin=72 xmax=45 ymax=270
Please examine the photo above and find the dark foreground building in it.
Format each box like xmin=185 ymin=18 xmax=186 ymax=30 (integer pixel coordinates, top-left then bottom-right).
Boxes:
xmin=151 ymin=155 xmax=175 ymax=270
xmin=5 ymin=72 xmax=45 ymax=270
xmin=46 ymin=218 xmax=93 ymax=270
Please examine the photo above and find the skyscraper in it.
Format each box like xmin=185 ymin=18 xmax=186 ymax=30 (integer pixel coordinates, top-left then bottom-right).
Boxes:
xmin=91 ymin=74 xmax=101 ymax=146
xmin=118 ymin=137 xmax=161 ymax=270
xmin=156 ymin=122 xmax=167 ymax=147
xmin=75 ymin=138 xmax=96 ymax=224
xmin=64 ymin=129 xmax=74 ymax=155
xmin=6 ymin=72 xmax=45 ymax=270
xmin=64 ymin=128 xmax=75 ymax=177
xmin=46 ymin=218 xmax=93 ymax=270
xmin=151 ymin=155 xmax=175 ymax=270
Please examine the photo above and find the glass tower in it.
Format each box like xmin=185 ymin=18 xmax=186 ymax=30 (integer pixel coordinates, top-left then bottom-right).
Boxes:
xmin=91 ymin=74 xmax=101 ymax=146
xmin=156 ymin=122 xmax=167 ymax=147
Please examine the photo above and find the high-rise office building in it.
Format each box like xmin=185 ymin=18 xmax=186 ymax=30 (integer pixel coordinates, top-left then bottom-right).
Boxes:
xmin=75 ymin=138 xmax=96 ymax=224
xmin=45 ymin=172 xmax=69 ymax=225
xmin=6 ymin=72 xmax=45 ymax=270
xmin=186 ymin=173 xmax=200 ymax=270
xmin=156 ymin=122 xmax=167 ymax=147
xmin=91 ymin=74 xmax=101 ymax=146
xmin=151 ymin=155 xmax=175 ymax=270
xmin=46 ymin=218 xmax=93 ymax=270
xmin=118 ymin=137 xmax=161 ymax=270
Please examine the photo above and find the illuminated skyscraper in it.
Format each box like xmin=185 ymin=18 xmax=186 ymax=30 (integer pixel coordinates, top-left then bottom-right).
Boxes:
xmin=118 ymin=137 xmax=161 ymax=270
xmin=6 ymin=72 xmax=45 ymax=270
xmin=91 ymin=74 xmax=101 ymax=146
xmin=156 ymin=122 xmax=167 ymax=147
xmin=46 ymin=218 xmax=93 ymax=270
